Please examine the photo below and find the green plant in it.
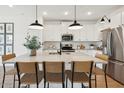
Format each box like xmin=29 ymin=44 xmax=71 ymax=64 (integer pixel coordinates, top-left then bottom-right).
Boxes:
xmin=24 ymin=35 xmax=41 ymax=50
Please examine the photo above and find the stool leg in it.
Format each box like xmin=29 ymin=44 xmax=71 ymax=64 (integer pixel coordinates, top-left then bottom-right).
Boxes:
xmin=95 ymin=75 xmax=97 ymax=88
xmin=62 ymin=82 xmax=65 ymax=88
xmin=47 ymin=82 xmax=49 ymax=88
xmin=2 ymin=74 xmax=5 ymax=88
xmin=44 ymin=80 xmax=46 ymax=88
xmin=105 ymin=74 xmax=108 ymax=88
xmin=71 ymin=82 xmax=73 ymax=88
xmin=89 ymin=80 xmax=91 ymax=88
xmin=13 ymin=75 xmax=15 ymax=88
xmin=82 ymin=83 xmax=85 ymax=88
xmin=18 ymin=82 xmax=21 ymax=88
xmin=66 ymin=77 xmax=68 ymax=88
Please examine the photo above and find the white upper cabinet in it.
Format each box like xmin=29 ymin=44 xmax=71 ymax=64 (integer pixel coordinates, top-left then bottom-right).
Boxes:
xmin=80 ymin=28 xmax=87 ymax=41
xmin=85 ymin=25 xmax=95 ymax=41
xmin=80 ymin=24 xmax=101 ymax=41
xmin=43 ymin=25 xmax=62 ymax=41
xmin=71 ymin=24 xmax=97 ymax=41
xmin=122 ymin=12 xmax=124 ymax=25
xmin=110 ymin=13 xmax=122 ymax=27
xmin=42 ymin=23 xmax=100 ymax=42
xmin=94 ymin=27 xmax=102 ymax=41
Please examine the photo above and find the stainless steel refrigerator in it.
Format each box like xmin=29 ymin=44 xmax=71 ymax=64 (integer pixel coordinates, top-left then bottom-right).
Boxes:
xmin=110 ymin=26 xmax=124 ymax=61
xmin=102 ymin=26 xmax=124 ymax=84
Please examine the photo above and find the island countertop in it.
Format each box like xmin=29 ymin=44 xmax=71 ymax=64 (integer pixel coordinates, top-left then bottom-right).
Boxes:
xmin=4 ymin=52 xmax=107 ymax=64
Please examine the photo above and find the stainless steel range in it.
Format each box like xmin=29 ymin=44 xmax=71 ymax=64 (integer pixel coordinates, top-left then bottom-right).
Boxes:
xmin=61 ymin=43 xmax=75 ymax=52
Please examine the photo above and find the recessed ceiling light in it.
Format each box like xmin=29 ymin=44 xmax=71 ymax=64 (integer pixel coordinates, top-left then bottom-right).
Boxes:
xmin=9 ymin=4 xmax=13 ymax=7
xmin=64 ymin=11 xmax=68 ymax=15
xmin=87 ymin=12 xmax=92 ymax=15
xmin=43 ymin=12 xmax=47 ymax=15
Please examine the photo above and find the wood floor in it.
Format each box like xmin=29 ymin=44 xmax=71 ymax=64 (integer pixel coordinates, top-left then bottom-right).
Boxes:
xmin=0 ymin=66 xmax=124 ymax=88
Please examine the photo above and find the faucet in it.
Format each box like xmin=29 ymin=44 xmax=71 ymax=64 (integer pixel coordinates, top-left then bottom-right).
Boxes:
xmin=58 ymin=42 xmax=62 ymax=55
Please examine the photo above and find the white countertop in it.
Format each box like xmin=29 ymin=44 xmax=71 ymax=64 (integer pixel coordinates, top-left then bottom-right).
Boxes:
xmin=4 ymin=52 xmax=107 ymax=64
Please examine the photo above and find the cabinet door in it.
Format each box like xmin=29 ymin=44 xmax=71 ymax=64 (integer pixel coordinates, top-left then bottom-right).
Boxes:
xmin=94 ymin=25 xmax=102 ymax=41
xmin=80 ymin=28 xmax=87 ymax=41
xmin=110 ymin=13 xmax=122 ymax=27
xmin=85 ymin=25 xmax=95 ymax=41
xmin=44 ymin=25 xmax=61 ymax=41
xmin=122 ymin=12 xmax=124 ymax=25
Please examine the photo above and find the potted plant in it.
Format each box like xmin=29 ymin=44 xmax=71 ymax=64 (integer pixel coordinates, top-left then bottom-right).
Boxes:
xmin=24 ymin=35 xmax=41 ymax=56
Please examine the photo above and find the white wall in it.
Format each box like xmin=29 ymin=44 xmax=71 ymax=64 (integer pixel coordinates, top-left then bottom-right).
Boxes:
xmin=96 ymin=6 xmax=124 ymax=30
xmin=0 ymin=16 xmax=43 ymax=56
xmin=0 ymin=6 xmax=44 ymax=64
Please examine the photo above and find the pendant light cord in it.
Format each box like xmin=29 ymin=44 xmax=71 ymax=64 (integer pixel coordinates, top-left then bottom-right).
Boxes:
xmin=74 ymin=5 xmax=76 ymax=21
xmin=36 ymin=5 xmax=38 ymax=20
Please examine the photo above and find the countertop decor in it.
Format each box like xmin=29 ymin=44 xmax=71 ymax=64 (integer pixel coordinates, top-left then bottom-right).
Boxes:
xmin=23 ymin=34 xmax=41 ymax=56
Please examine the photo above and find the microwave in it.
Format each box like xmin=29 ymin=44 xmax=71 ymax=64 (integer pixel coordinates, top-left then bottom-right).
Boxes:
xmin=62 ymin=34 xmax=73 ymax=41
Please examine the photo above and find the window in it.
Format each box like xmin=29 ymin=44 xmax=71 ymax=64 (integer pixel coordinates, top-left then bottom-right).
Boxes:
xmin=0 ymin=23 xmax=14 ymax=55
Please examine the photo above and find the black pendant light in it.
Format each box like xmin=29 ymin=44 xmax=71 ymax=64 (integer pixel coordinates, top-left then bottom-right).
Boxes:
xmin=68 ymin=5 xmax=83 ymax=30
xmin=29 ymin=5 xmax=44 ymax=30
xmin=100 ymin=15 xmax=111 ymax=24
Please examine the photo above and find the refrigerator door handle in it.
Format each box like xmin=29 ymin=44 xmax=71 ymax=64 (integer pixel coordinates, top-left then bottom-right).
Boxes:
xmin=110 ymin=32 xmax=113 ymax=57
xmin=121 ymin=25 xmax=124 ymax=55
xmin=115 ymin=28 xmax=124 ymax=51
xmin=107 ymin=31 xmax=112 ymax=56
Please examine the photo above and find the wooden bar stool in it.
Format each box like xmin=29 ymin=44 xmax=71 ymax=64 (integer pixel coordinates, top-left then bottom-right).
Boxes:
xmin=1 ymin=53 xmax=17 ymax=88
xmin=16 ymin=62 xmax=43 ymax=88
xmin=66 ymin=61 xmax=93 ymax=88
xmin=93 ymin=53 xmax=109 ymax=88
xmin=43 ymin=61 xmax=65 ymax=88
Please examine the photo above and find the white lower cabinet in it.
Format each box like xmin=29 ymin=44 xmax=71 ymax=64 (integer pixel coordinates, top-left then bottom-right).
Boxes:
xmin=75 ymin=50 xmax=102 ymax=56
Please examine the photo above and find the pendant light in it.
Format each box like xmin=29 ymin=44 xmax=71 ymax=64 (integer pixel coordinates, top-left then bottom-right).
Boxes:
xmin=68 ymin=5 xmax=83 ymax=30
xmin=29 ymin=5 xmax=44 ymax=30
xmin=100 ymin=15 xmax=111 ymax=24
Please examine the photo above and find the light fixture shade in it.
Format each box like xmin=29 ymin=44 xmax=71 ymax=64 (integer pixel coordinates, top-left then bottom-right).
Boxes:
xmin=100 ymin=16 xmax=111 ymax=24
xmin=29 ymin=5 xmax=44 ymax=30
xmin=68 ymin=20 xmax=83 ymax=30
xmin=68 ymin=5 xmax=83 ymax=30
xmin=100 ymin=18 xmax=105 ymax=23
xmin=29 ymin=20 xmax=44 ymax=30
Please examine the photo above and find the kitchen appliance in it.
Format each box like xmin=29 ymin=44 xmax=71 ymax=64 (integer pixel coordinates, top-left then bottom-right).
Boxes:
xmin=61 ymin=43 xmax=75 ymax=52
xmin=101 ymin=26 xmax=124 ymax=84
xmin=110 ymin=27 xmax=124 ymax=61
xmin=62 ymin=34 xmax=73 ymax=41
xmin=102 ymin=27 xmax=124 ymax=61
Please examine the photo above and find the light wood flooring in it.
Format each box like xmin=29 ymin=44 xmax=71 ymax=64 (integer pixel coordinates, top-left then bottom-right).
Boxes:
xmin=0 ymin=66 xmax=124 ymax=88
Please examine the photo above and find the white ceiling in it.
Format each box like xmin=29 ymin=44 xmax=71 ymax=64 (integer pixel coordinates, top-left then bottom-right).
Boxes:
xmin=0 ymin=5 xmax=123 ymax=22
xmin=39 ymin=5 xmax=122 ymax=21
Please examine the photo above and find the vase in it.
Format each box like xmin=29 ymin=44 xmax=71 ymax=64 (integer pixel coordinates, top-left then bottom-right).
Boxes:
xmin=30 ymin=49 xmax=36 ymax=56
